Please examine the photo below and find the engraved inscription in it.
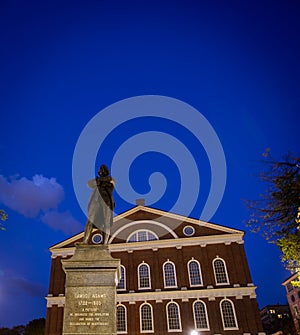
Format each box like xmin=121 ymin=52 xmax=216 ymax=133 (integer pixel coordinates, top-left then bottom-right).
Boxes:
xmin=64 ymin=287 xmax=115 ymax=333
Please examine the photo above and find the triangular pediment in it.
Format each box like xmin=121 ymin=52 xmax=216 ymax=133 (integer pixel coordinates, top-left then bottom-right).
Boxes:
xmin=50 ymin=205 xmax=244 ymax=251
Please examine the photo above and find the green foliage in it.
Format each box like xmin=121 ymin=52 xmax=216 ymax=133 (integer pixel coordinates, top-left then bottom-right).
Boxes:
xmin=24 ymin=318 xmax=45 ymax=335
xmin=0 ymin=326 xmax=24 ymax=335
xmin=277 ymin=233 xmax=300 ymax=270
xmin=0 ymin=319 xmax=44 ymax=335
xmin=246 ymin=152 xmax=300 ymax=270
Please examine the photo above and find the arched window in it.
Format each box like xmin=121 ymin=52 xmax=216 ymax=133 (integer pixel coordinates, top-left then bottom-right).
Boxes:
xmin=166 ymin=301 xmax=181 ymax=331
xmin=127 ymin=230 xmax=159 ymax=242
xmin=213 ymin=257 xmax=229 ymax=285
xmin=138 ymin=262 xmax=151 ymax=289
xmin=117 ymin=265 xmax=126 ymax=291
xmin=116 ymin=304 xmax=127 ymax=333
xmin=193 ymin=300 xmax=209 ymax=330
xmin=163 ymin=260 xmax=177 ymax=288
xmin=220 ymin=299 xmax=238 ymax=329
xmin=140 ymin=303 xmax=154 ymax=332
xmin=188 ymin=259 xmax=202 ymax=286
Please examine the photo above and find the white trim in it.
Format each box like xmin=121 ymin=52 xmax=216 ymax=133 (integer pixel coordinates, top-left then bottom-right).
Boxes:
xmin=163 ymin=260 xmax=177 ymax=288
xmin=113 ymin=206 xmax=244 ymax=235
xmin=109 ymin=220 xmax=178 ymax=243
xmin=166 ymin=301 xmax=182 ymax=332
xmin=45 ymin=295 xmax=65 ymax=308
xmin=50 ymin=233 xmax=244 ymax=258
xmin=138 ymin=262 xmax=152 ymax=290
xmin=282 ymin=271 xmax=299 ymax=285
xmin=193 ymin=299 xmax=210 ymax=331
xmin=188 ymin=258 xmax=203 ymax=287
xmin=92 ymin=233 xmax=103 ymax=244
xmin=117 ymin=265 xmax=126 ymax=291
xmin=116 ymin=303 xmax=127 ymax=334
xmin=213 ymin=257 xmax=230 ymax=285
xmin=139 ymin=302 xmax=154 ymax=333
xmin=45 ymin=286 xmax=257 ymax=309
xmin=220 ymin=298 xmax=239 ymax=330
xmin=50 ymin=205 xmax=244 ymax=250
xmin=183 ymin=225 xmax=195 ymax=236
xmin=116 ymin=286 xmax=257 ymax=303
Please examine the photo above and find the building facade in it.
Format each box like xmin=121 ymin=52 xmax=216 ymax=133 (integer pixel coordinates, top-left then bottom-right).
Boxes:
xmin=260 ymin=304 xmax=293 ymax=334
xmin=282 ymin=272 xmax=300 ymax=334
xmin=45 ymin=203 xmax=265 ymax=335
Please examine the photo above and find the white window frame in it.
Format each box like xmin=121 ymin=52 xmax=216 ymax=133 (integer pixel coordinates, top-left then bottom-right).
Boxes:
xmin=187 ymin=258 xmax=203 ymax=287
xmin=166 ymin=301 xmax=182 ymax=332
xmin=140 ymin=302 xmax=154 ymax=333
xmin=213 ymin=257 xmax=229 ymax=285
xmin=163 ymin=260 xmax=177 ymax=288
xmin=138 ymin=262 xmax=151 ymax=290
xmin=183 ymin=225 xmax=195 ymax=236
xmin=127 ymin=229 xmax=159 ymax=243
xmin=117 ymin=265 xmax=126 ymax=291
xmin=220 ymin=298 xmax=238 ymax=330
xmin=193 ymin=300 xmax=210 ymax=331
xmin=116 ymin=304 xmax=127 ymax=334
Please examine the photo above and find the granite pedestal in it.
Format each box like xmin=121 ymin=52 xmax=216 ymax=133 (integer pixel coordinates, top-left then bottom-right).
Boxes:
xmin=62 ymin=245 xmax=120 ymax=335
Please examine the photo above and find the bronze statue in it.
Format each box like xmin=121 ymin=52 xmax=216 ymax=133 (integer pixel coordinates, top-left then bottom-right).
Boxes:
xmin=82 ymin=164 xmax=115 ymax=244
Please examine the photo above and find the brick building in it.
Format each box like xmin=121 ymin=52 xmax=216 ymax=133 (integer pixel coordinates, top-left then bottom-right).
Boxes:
xmin=45 ymin=202 xmax=265 ymax=335
xmin=282 ymin=272 xmax=300 ymax=334
xmin=260 ymin=304 xmax=293 ymax=334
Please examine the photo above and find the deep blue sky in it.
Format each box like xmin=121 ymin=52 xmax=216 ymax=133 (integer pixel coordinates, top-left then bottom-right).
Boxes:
xmin=0 ymin=0 xmax=299 ymax=328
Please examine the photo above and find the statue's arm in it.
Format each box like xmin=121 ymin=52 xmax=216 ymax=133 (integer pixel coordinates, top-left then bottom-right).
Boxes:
xmin=110 ymin=178 xmax=116 ymax=187
xmin=87 ymin=178 xmax=97 ymax=188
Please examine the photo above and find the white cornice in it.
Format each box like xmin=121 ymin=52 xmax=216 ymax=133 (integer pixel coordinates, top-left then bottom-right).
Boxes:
xmin=45 ymin=286 xmax=256 ymax=307
xmin=45 ymin=295 xmax=65 ymax=307
xmin=109 ymin=233 xmax=244 ymax=253
xmin=50 ymin=233 xmax=244 ymax=257
xmin=282 ymin=271 xmax=299 ymax=285
xmin=116 ymin=286 xmax=257 ymax=303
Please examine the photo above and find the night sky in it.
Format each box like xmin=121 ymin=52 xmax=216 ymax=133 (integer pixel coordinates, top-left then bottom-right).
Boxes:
xmin=0 ymin=0 xmax=299 ymax=328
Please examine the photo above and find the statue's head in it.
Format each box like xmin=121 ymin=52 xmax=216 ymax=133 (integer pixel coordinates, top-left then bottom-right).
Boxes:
xmin=98 ymin=164 xmax=110 ymax=177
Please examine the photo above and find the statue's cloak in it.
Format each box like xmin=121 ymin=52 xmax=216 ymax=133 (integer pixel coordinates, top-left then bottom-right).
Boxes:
xmin=87 ymin=178 xmax=114 ymax=230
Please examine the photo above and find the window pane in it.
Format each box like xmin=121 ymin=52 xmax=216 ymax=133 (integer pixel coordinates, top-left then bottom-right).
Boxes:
xmin=189 ymin=261 xmax=202 ymax=286
xmin=148 ymin=232 xmax=157 ymax=240
xmin=221 ymin=300 xmax=237 ymax=328
xmin=138 ymin=230 xmax=147 ymax=241
xmin=167 ymin=303 xmax=181 ymax=330
xmin=141 ymin=304 xmax=153 ymax=331
xmin=164 ymin=263 xmax=176 ymax=287
xmin=117 ymin=266 xmax=125 ymax=290
xmin=139 ymin=264 xmax=150 ymax=288
xmin=214 ymin=259 xmax=228 ymax=284
xmin=194 ymin=301 xmax=208 ymax=329
xmin=117 ymin=305 xmax=126 ymax=332
xmin=128 ymin=230 xmax=158 ymax=243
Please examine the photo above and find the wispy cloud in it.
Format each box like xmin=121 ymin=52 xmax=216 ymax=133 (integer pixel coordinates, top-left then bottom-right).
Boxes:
xmin=41 ymin=210 xmax=82 ymax=234
xmin=0 ymin=175 xmax=64 ymax=217
xmin=0 ymin=174 xmax=82 ymax=234
xmin=0 ymin=269 xmax=46 ymax=298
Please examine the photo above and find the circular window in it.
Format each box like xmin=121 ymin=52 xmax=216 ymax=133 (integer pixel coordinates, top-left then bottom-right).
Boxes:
xmin=291 ymin=295 xmax=295 ymax=302
xmin=183 ymin=225 xmax=195 ymax=236
xmin=92 ymin=233 xmax=103 ymax=244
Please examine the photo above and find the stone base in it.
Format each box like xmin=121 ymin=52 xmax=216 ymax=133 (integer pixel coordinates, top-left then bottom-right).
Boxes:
xmin=62 ymin=244 xmax=120 ymax=335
